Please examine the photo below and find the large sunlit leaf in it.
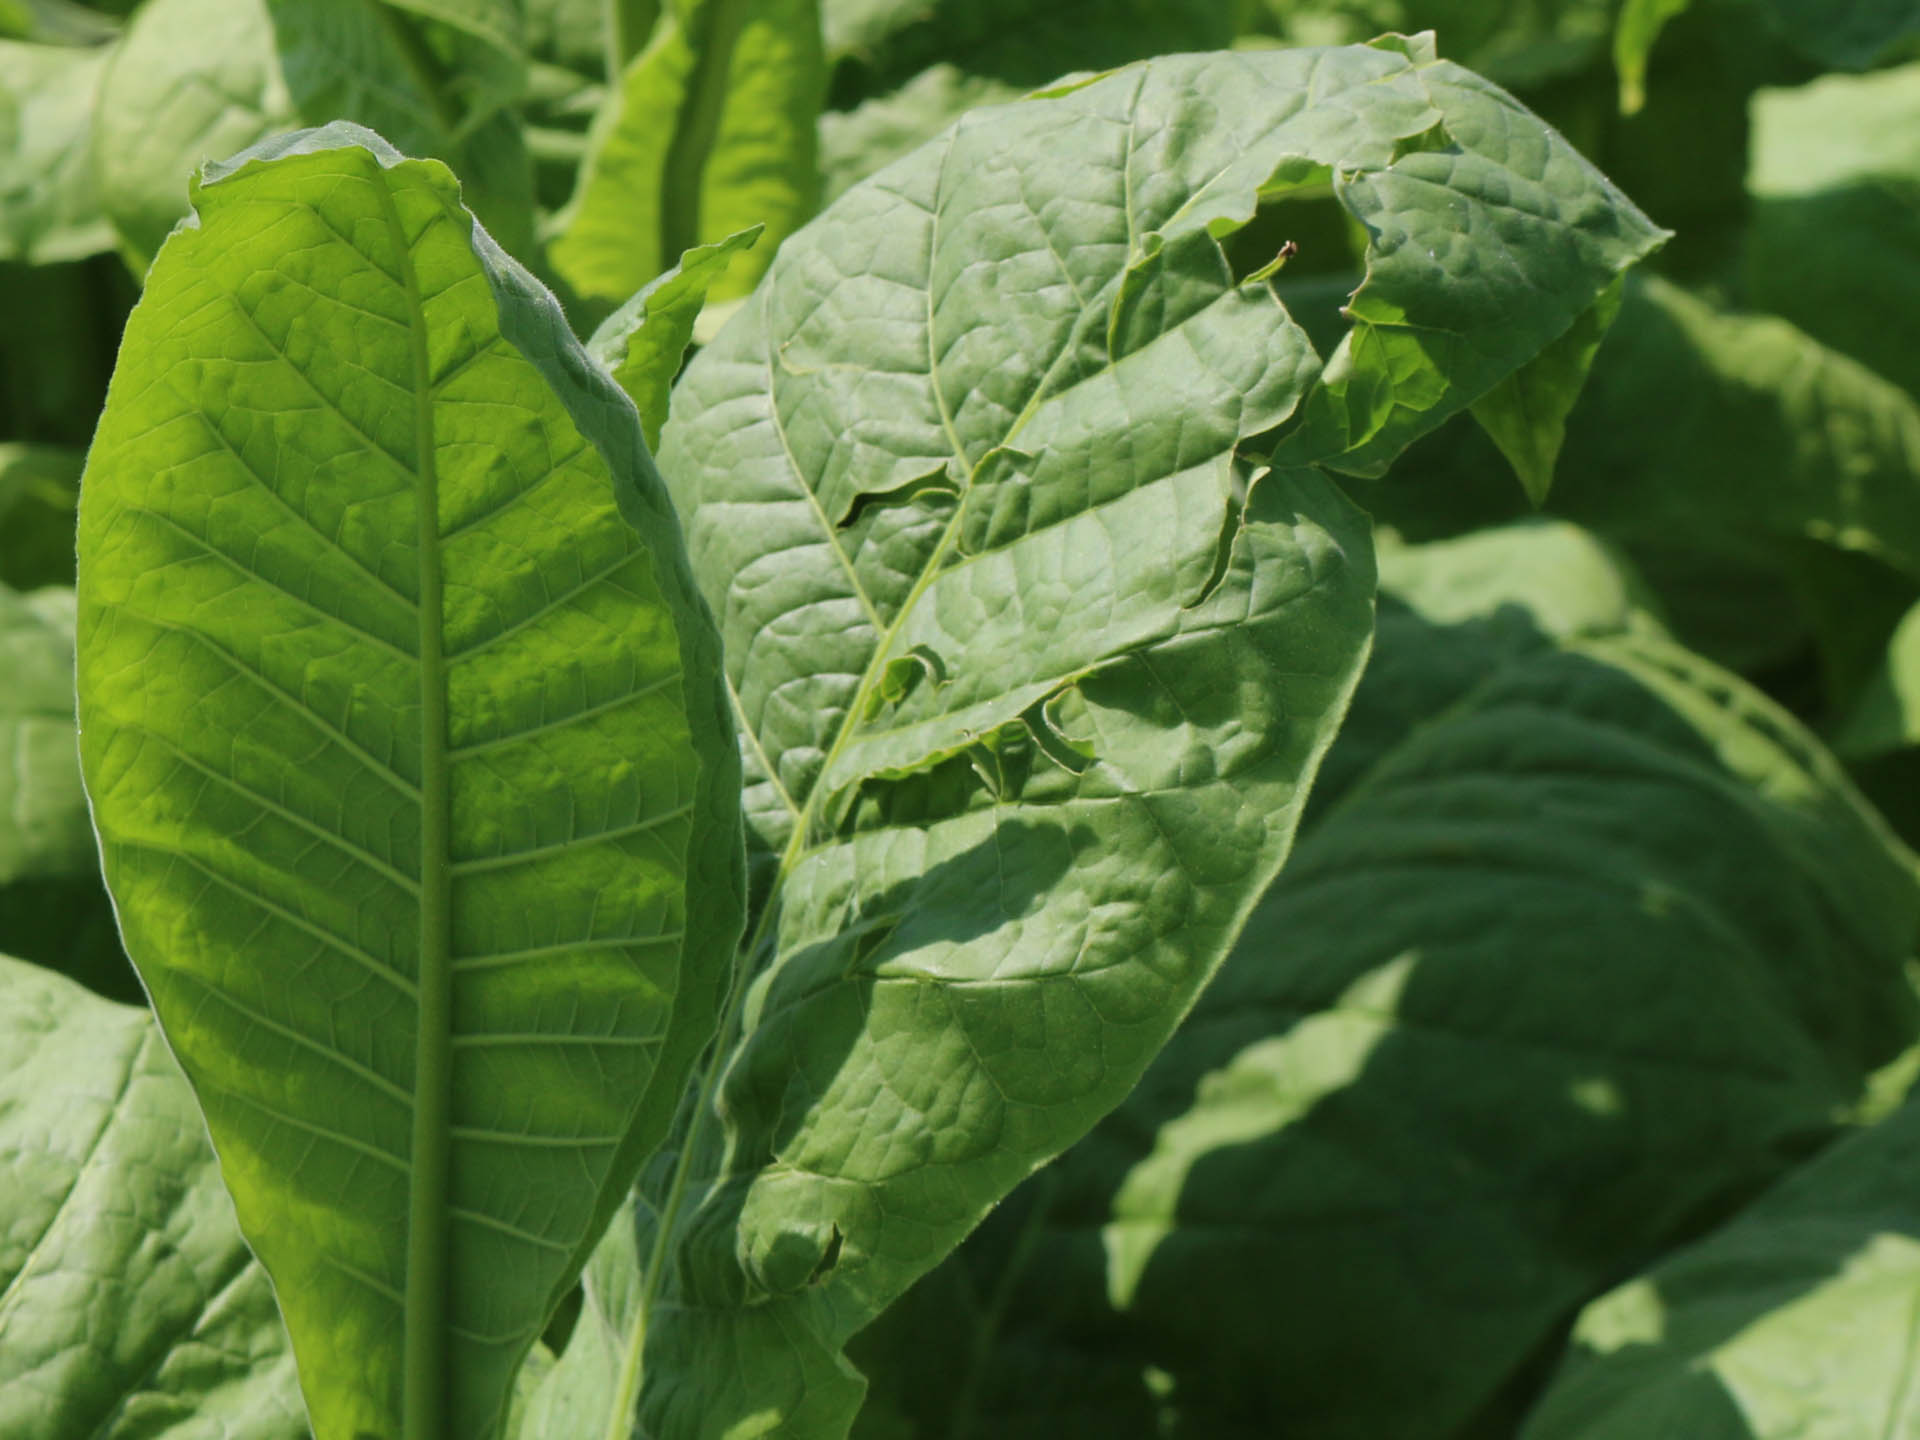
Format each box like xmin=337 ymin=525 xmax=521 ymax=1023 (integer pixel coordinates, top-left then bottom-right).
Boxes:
xmin=0 ymin=954 xmax=306 ymax=1440
xmin=75 ymin=121 xmax=744 ymax=1440
xmin=849 ymin=520 xmax=1920 ymax=1440
xmin=635 ymin=39 xmax=1663 ymax=1439
xmin=1524 ymin=1092 xmax=1920 ymax=1440
xmin=548 ymin=0 xmax=821 ymax=311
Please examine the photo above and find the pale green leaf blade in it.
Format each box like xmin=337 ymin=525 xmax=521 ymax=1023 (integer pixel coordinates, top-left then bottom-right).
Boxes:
xmin=548 ymin=0 xmax=822 ymax=309
xmin=92 ymin=0 xmax=295 ymax=269
xmin=852 ymin=521 xmax=1920 ymax=1440
xmin=1611 ymin=0 xmax=1692 ymax=113
xmin=0 ymin=34 xmax=115 ymax=262
xmin=587 ymin=225 xmax=763 ymax=448
xmin=0 ymin=580 xmax=134 ymax=999
xmin=0 ymin=954 xmax=306 ymax=1440
xmin=76 ymin=121 xmax=743 ymax=1440
xmin=96 ymin=0 xmax=536 ymax=270
xmin=637 ymin=41 xmax=1659 ymax=1440
xmin=1522 ymin=1095 xmax=1920 ymax=1440
xmin=1468 ymin=274 xmax=1624 ymax=506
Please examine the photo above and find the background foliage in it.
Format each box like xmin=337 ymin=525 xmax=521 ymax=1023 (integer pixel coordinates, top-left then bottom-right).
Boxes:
xmin=5 ymin=0 xmax=1920 ymax=1437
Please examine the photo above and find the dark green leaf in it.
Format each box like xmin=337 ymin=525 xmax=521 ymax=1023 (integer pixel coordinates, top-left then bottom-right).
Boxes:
xmin=852 ymin=520 xmax=1920 ymax=1440
xmin=1523 ymin=1093 xmax=1920 ymax=1440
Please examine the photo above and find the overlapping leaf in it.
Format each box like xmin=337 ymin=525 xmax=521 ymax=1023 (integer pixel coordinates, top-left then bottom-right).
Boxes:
xmin=549 ymin=0 xmax=821 ymax=312
xmin=0 ymin=583 xmax=132 ymax=999
xmin=0 ymin=31 xmax=115 ymax=262
xmin=75 ymin=122 xmax=742 ymax=1440
xmin=638 ymin=39 xmax=1663 ymax=1439
xmin=1524 ymin=1092 xmax=1920 ymax=1439
xmin=94 ymin=0 xmax=535 ymax=269
xmin=0 ymin=955 xmax=306 ymax=1440
xmin=849 ymin=521 xmax=1920 ymax=1439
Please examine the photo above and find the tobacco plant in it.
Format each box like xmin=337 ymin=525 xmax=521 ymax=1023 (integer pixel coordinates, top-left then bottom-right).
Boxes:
xmin=6 ymin=4 xmax=1920 ymax=1440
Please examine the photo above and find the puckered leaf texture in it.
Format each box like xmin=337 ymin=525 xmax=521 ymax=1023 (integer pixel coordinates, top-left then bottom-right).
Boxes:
xmin=75 ymin=121 xmax=742 ymax=1440
xmin=637 ymin=39 xmax=1664 ymax=1440
xmin=846 ymin=521 xmax=1920 ymax=1440
xmin=0 ymin=955 xmax=306 ymax=1440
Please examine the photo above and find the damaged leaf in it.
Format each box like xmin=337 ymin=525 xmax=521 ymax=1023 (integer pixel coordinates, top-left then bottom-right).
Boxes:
xmin=635 ymin=38 xmax=1664 ymax=1440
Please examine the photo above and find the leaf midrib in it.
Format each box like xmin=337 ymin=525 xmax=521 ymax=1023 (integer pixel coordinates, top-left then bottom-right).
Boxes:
xmin=372 ymin=162 xmax=455 ymax=1440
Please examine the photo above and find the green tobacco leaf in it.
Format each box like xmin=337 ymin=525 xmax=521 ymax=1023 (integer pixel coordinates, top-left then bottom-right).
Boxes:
xmin=587 ymin=225 xmax=762 ymax=449
xmin=637 ymin=42 xmax=1661 ymax=1439
xmin=1759 ymin=0 xmax=1920 ymax=70
xmin=75 ymin=122 xmax=743 ymax=1440
xmin=1611 ymin=0 xmax=1690 ymax=113
xmin=818 ymin=65 xmax=1021 ymax=204
xmin=0 ymin=442 xmax=80 ymax=588
xmin=1468 ymin=274 xmax=1624 ymax=505
xmin=0 ymin=583 xmax=135 ymax=1001
xmin=1383 ymin=275 xmax=1920 ymax=681
xmin=0 ymin=34 xmax=115 ymax=262
xmin=851 ymin=520 xmax=1920 ymax=1440
xmin=94 ymin=0 xmax=536 ymax=271
xmin=1522 ymin=1093 xmax=1920 ymax=1440
xmin=1747 ymin=64 xmax=1920 ymax=404
xmin=91 ymin=0 xmax=296 ymax=269
xmin=0 ymin=954 xmax=307 ymax=1440
xmin=548 ymin=0 xmax=821 ymax=311
xmin=1837 ymin=597 xmax=1920 ymax=758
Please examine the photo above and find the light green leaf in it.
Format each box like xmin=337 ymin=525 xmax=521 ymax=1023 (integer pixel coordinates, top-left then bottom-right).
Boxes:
xmin=0 ymin=34 xmax=115 ymax=262
xmin=636 ymin=42 xmax=1660 ymax=1439
xmin=93 ymin=0 xmax=536 ymax=271
xmin=588 ymin=225 xmax=762 ymax=449
xmin=1523 ymin=1094 xmax=1920 ymax=1440
xmin=1611 ymin=0 xmax=1691 ymax=114
xmin=76 ymin=121 xmax=744 ymax=1440
xmin=548 ymin=0 xmax=822 ymax=311
xmin=0 ymin=442 xmax=80 ymax=588
xmin=1468 ymin=274 xmax=1623 ymax=506
xmin=0 ymin=581 xmax=134 ymax=1000
xmin=851 ymin=521 xmax=1920 ymax=1440
xmin=818 ymin=64 xmax=1021 ymax=205
xmin=91 ymin=0 xmax=295 ymax=270
xmin=1747 ymin=64 xmax=1920 ymax=404
xmin=0 ymin=954 xmax=307 ymax=1440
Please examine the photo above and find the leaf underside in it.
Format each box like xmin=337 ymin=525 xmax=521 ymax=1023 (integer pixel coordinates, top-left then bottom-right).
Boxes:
xmin=76 ymin=123 xmax=741 ymax=1440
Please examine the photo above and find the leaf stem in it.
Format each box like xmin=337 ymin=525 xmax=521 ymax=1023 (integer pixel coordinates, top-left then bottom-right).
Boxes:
xmin=384 ymin=166 xmax=454 ymax=1440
